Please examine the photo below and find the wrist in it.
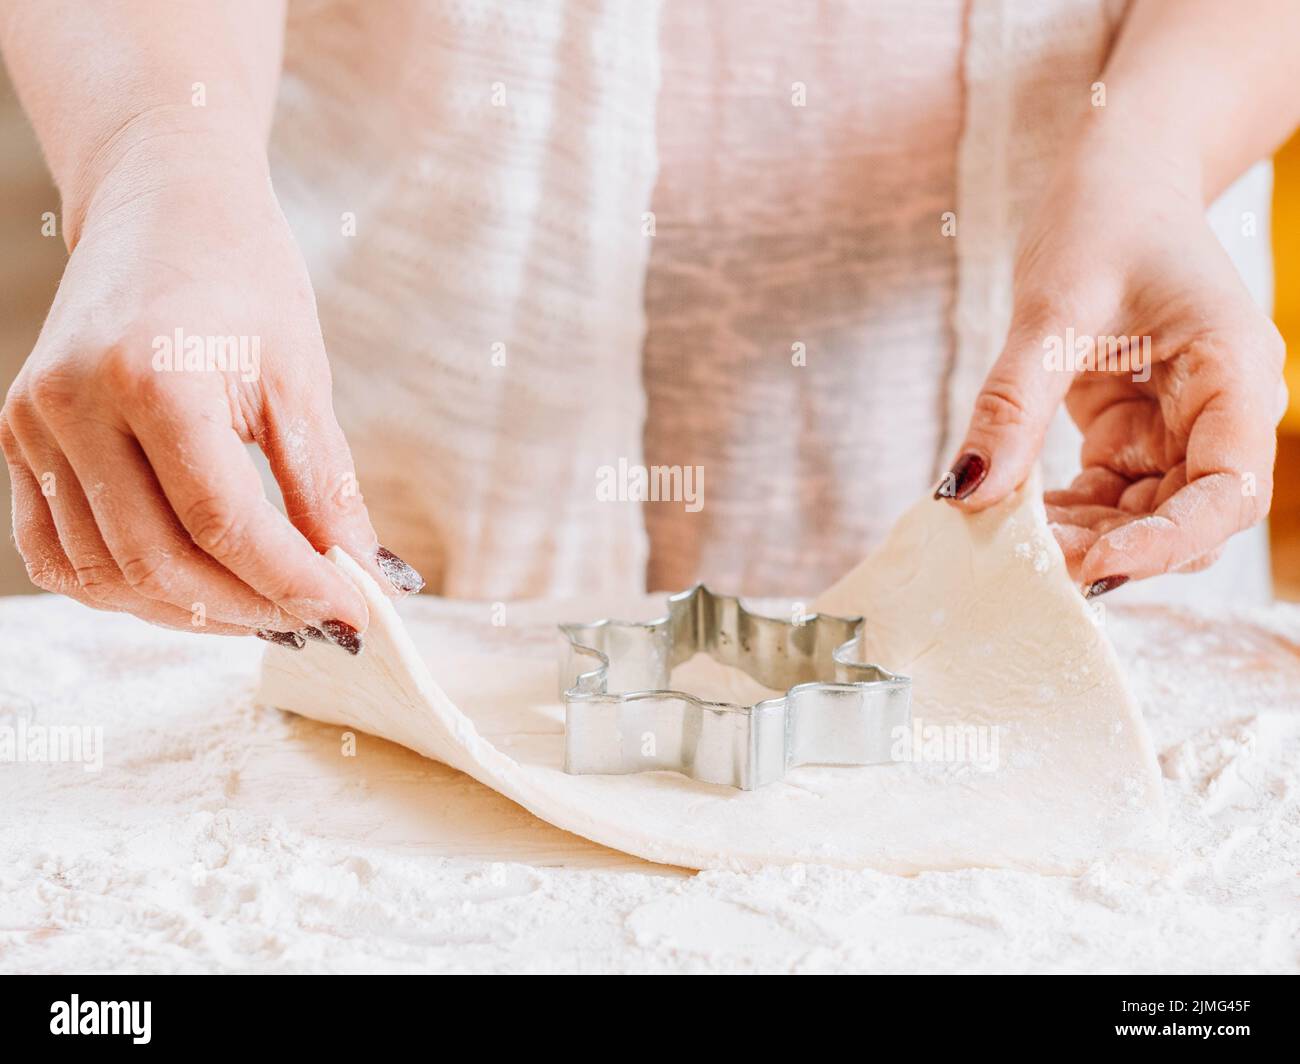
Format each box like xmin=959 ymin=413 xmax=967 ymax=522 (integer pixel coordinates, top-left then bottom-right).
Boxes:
xmin=1056 ymin=102 xmax=1206 ymax=207
xmin=63 ymin=104 xmax=272 ymax=251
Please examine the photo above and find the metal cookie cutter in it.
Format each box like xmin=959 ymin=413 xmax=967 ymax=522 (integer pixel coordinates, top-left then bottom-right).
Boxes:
xmin=558 ymin=585 xmax=911 ymax=790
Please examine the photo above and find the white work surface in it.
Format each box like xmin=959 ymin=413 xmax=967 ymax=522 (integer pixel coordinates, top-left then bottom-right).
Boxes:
xmin=1 ymin=590 xmax=1297 ymax=974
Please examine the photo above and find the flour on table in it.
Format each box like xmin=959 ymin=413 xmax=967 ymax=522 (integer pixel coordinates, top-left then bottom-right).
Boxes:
xmin=1 ymin=545 xmax=1297 ymax=972
xmin=257 ymin=473 xmax=1167 ymax=874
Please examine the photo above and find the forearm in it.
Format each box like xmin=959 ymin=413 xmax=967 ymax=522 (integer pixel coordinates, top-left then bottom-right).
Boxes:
xmin=0 ymin=0 xmax=285 ymax=246
xmin=1080 ymin=0 xmax=1300 ymax=202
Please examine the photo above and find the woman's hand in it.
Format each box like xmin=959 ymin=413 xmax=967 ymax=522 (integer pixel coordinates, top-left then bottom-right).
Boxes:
xmin=938 ymin=130 xmax=1286 ymax=596
xmin=1 ymin=123 xmax=413 ymax=646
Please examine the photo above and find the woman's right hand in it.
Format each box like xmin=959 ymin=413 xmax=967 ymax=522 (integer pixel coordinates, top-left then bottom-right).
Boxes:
xmin=0 ymin=119 xmax=408 ymax=649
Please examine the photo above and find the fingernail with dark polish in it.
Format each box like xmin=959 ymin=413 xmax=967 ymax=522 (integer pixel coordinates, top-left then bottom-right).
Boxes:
xmin=376 ymin=545 xmax=425 ymax=593
xmin=1085 ymin=575 xmax=1130 ymax=599
xmin=934 ymin=453 xmax=988 ymax=501
xmin=256 ymin=629 xmax=307 ymax=650
xmin=319 ymin=618 xmax=363 ymax=655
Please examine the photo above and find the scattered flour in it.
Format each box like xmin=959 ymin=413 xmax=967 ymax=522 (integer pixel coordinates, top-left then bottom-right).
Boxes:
xmin=1013 ymin=537 xmax=1053 ymax=574
xmin=0 ymin=593 xmax=1296 ymax=973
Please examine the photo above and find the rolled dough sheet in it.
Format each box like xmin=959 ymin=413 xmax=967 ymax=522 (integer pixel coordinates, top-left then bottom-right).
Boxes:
xmin=257 ymin=477 xmax=1168 ymax=873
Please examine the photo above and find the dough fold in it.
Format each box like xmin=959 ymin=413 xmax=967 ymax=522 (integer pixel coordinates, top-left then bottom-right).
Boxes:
xmin=257 ymin=476 xmax=1168 ymax=872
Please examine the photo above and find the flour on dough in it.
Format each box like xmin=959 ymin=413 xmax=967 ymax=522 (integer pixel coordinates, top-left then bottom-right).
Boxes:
xmin=257 ymin=475 xmax=1168 ymax=873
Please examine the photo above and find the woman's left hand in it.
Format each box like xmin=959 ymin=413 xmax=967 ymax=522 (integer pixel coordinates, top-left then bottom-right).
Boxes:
xmin=937 ymin=141 xmax=1287 ymax=596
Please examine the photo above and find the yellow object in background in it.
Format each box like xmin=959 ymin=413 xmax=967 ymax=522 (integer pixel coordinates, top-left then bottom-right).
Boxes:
xmin=1273 ymin=133 xmax=1300 ymax=435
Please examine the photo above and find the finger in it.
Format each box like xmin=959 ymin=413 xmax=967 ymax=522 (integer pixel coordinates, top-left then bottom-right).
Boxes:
xmin=3 ymin=414 xmax=256 ymax=635
xmin=1079 ymin=471 xmax=1261 ymax=585
xmin=1043 ymin=466 xmax=1131 ymax=508
xmin=3 ymin=420 xmax=251 ymax=635
xmin=45 ymin=412 xmax=306 ymax=631
xmin=120 ymin=386 xmax=370 ymax=637
xmin=1078 ymin=397 xmax=1168 ymax=478
xmin=259 ymin=366 xmax=421 ymax=595
xmin=1045 ymin=503 xmax=1132 ymax=535
xmin=18 ymin=375 xmax=303 ymax=630
xmin=938 ymin=305 xmax=1077 ymax=509
xmin=1080 ymin=364 xmax=1275 ymax=586
xmin=1116 ymin=475 xmax=1162 ymax=514
xmin=1151 ymin=463 xmax=1188 ymax=510
xmin=1047 ymin=520 xmax=1097 ymax=579
xmin=1172 ymin=545 xmax=1224 ymax=575
xmin=2 ymin=420 xmax=108 ymax=607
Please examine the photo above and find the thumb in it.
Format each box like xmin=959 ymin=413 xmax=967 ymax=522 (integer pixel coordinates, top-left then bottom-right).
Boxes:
xmin=936 ymin=311 xmax=1075 ymax=510
xmin=260 ymin=371 xmax=424 ymax=597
